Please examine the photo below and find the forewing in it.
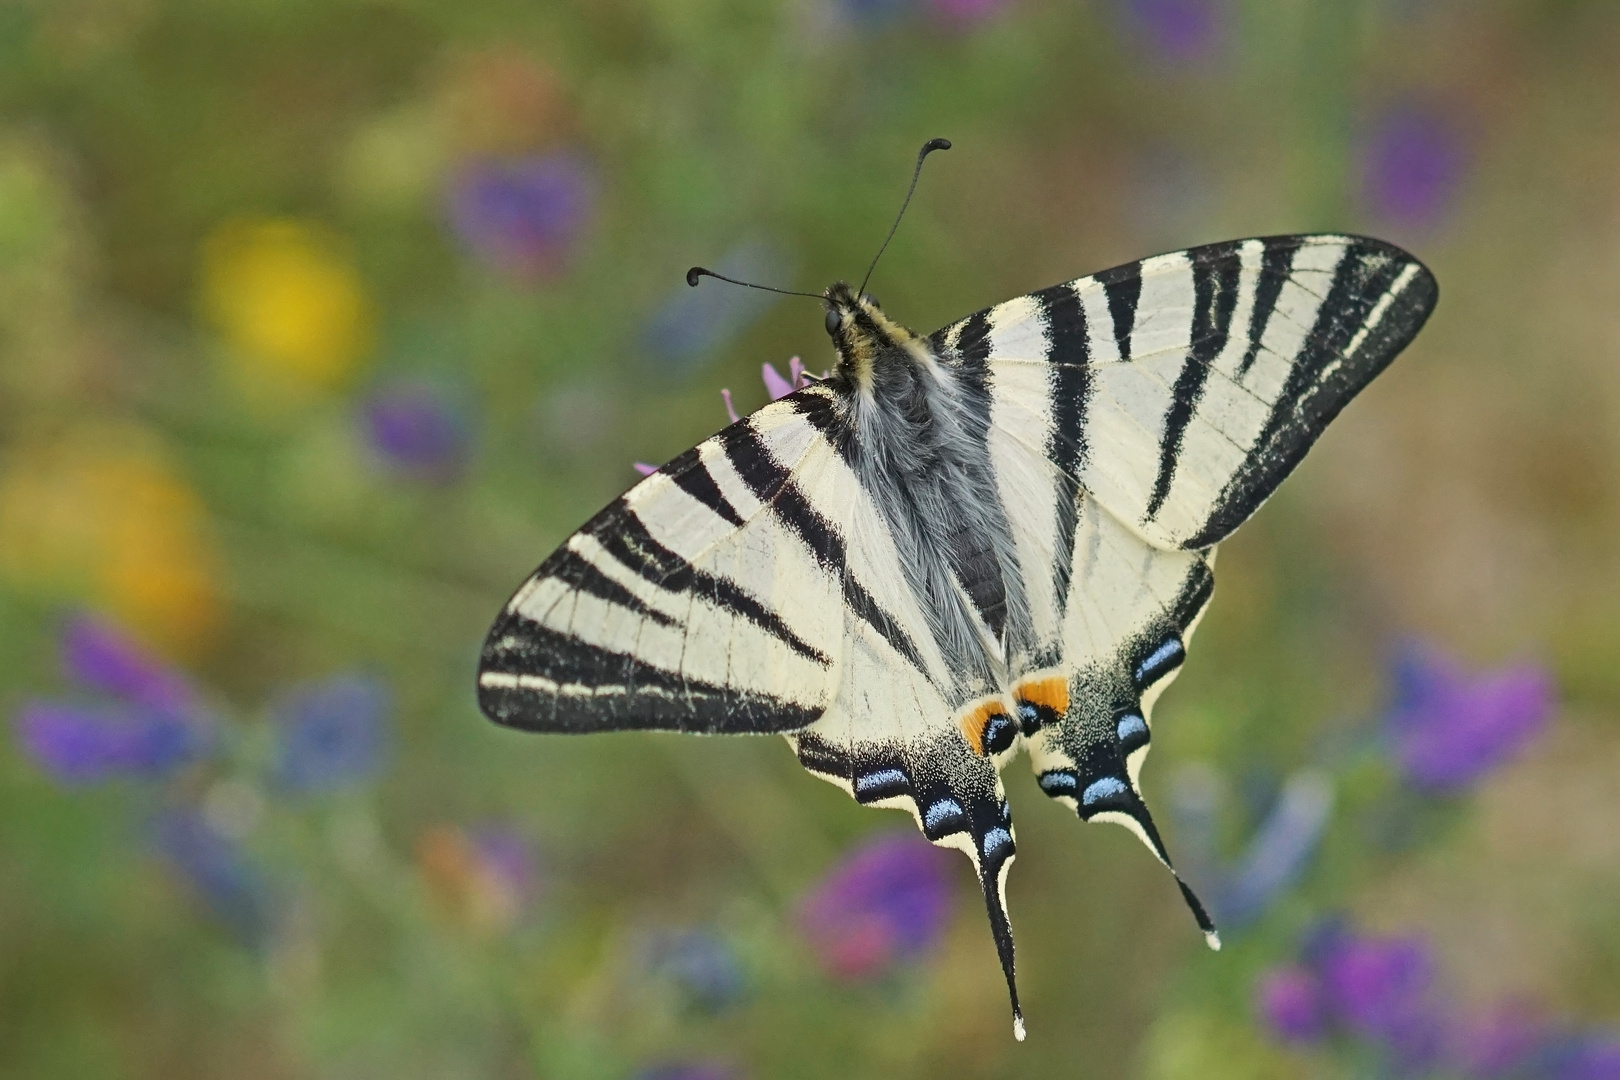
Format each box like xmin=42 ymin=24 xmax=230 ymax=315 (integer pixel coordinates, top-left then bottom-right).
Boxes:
xmin=928 ymin=233 xmax=1434 ymax=944
xmin=933 ymin=233 xmax=1437 ymax=560
xmin=480 ymin=389 xmax=856 ymax=734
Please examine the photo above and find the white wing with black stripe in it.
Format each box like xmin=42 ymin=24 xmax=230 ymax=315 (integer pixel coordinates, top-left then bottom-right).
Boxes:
xmin=925 ymin=233 xmax=1435 ymax=948
xmin=479 ymin=230 xmax=1437 ymax=1041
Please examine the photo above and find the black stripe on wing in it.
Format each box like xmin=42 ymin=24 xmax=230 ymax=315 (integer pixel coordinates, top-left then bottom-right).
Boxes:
xmin=585 ymin=508 xmax=833 ymax=667
xmin=1035 ymin=281 xmax=1093 ymax=626
xmin=1236 ymin=236 xmax=1304 ymax=378
xmin=479 ymin=617 xmax=823 ymax=734
xmin=1146 ymin=242 xmax=1243 ymax=521
xmin=718 ymin=422 xmax=929 ymax=673
xmin=1183 ymin=236 xmax=1437 ymax=549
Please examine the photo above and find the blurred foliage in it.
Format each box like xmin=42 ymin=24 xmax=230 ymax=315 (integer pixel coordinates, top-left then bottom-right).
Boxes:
xmin=3 ymin=0 xmax=1620 ymax=1078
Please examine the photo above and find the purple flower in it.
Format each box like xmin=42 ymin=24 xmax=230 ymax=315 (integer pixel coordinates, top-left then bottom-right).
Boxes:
xmin=633 ymin=356 xmax=815 ymax=477
xmin=635 ymin=1064 xmax=736 ymax=1080
xmin=272 ymin=674 xmax=389 ymax=793
xmin=151 ymin=808 xmax=273 ymax=944
xmin=470 ymin=826 xmax=541 ymax=910
xmin=1317 ymin=929 xmax=1446 ymax=1068
xmin=798 ymin=831 xmax=954 ymax=981
xmin=650 ymin=929 xmax=746 ymax=1012
xmin=1359 ymin=100 xmax=1471 ymax=231
xmin=1384 ymin=642 xmax=1554 ymax=792
xmin=448 ymin=152 xmax=594 ymax=277
xmin=1218 ymin=769 xmax=1334 ymax=928
xmin=16 ymin=701 xmax=208 ymax=783
xmin=363 ymin=380 xmax=472 ymax=482
xmin=1256 ymin=965 xmax=1326 ymax=1044
xmin=1550 ymin=1033 xmax=1620 ymax=1080
xmin=59 ymin=613 xmax=196 ymax=714
xmin=1454 ymin=1003 xmax=1554 ymax=1079
xmin=1122 ymin=0 xmax=1222 ymax=64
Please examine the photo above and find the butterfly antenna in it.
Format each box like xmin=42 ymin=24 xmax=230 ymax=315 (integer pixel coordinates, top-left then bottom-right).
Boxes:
xmin=858 ymin=137 xmax=951 ymax=296
xmin=685 ymin=266 xmax=823 ymax=300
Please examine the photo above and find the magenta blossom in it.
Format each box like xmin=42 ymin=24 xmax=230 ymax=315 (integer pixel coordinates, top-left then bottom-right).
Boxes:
xmin=634 ymin=357 xmax=813 ymax=477
xmin=59 ymin=613 xmax=196 ymax=714
xmin=1359 ymin=100 xmax=1471 ymax=232
xmin=448 ymin=152 xmax=594 ymax=277
xmin=363 ymin=380 xmax=472 ymax=483
xmin=14 ymin=613 xmax=209 ymax=784
xmin=1384 ymin=642 xmax=1554 ymax=792
xmin=798 ymin=831 xmax=955 ymax=981
xmin=1256 ymin=965 xmax=1327 ymax=1044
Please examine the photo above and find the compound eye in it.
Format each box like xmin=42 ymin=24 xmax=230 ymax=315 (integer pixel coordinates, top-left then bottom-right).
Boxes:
xmin=824 ymin=308 xmax=841 ymax=337
xmin=862 ymin=293 xmax=879 ymax=309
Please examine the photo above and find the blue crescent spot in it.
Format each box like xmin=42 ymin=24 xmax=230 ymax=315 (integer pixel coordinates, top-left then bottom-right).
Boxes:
xmin=981 ymin=827 xmax=1013 ymax=858
xmin=1134 ymin=637 xmax=1185 ymax=686
xmin=1117 ymin=714 xmax=1148 ymax=742
xmin=854 ymin=768 xmax=906 ymax=795
xmin=1082 ymin=776 xmax=1129 ymax=806
xmin=1038 ymin=771 xmax=1078 ymax=796
xmin=924 ymin=798 xmax=966 ymax=832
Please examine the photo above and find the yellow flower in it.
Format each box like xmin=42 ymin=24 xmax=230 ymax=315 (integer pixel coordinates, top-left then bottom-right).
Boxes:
xmin=200 ymin=218 xmax=374 ymax=395
xmin=0 ymin=429 xmax=222 ymax=656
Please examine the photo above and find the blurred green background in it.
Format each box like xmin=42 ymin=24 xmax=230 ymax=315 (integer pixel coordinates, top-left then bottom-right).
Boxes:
xmin=3 ymin=1 xmax=1619 ymax=1078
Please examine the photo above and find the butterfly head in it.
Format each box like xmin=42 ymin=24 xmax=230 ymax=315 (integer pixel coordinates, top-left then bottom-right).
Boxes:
xmin=823 ymin=281 xmax=926 ymax=389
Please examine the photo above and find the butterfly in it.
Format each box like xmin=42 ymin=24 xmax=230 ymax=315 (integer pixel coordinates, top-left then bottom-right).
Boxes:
xmin=476 ymin=140 xmax=1437 ymax=1040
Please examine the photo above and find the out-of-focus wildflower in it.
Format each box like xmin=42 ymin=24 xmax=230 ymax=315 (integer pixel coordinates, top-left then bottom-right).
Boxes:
xmin=1218 ymin=769 xmax=1334 ymax=928
xmin=362 ymin=379 xmax=472 ymax=483
xmin=1549 ymin=1033 xmax=1620 ymax=1080
xmin=633 ymin=356 xmax=814 ymax=478
xmin=16 ymin=702 xmax=206 ymax=783
xmin=59 ymin=612 xmax=196 ymax=714
xmin=1258 ymin=921 xmax=1450 ymax=1072
xmin=1383 ymin=642 xmax=1554 ymax=792
xmin=12 ymin=611 xmax=210 ymax=784
xmin=416 ymin=824 xmax=540 ymax=934
xmin=634 ymin=1063 xmax=737 ymax=1080
xmin=201 ymin=218 xmax=375 ymax=393
xmin=1256 ymin=965 xmax=1326 ymax=1044
xmin=643 ymin=240 xmax=793 ymax=373
xmin=1358 ymin=100 xmax=1471 ymax=232
xmin=1312 ymin=923 xmax=1447 ymax=1071
xmin=1121 ymin=0 xmax=1222 ymax=64
xmin=151 ymin=808 xmax=274 ymax=945
xmin=272 ymin=674 xmax=389 ymax=793
xmin=447 ymin=152 xmax=594 ymax=278
xmin=649 ymin=929 xmax=746 ymax=1012
xmin=798 ymin=830 xmax=954 ymax=981
xmin=1454 ymin=1003 xmax=1553 ymax=1079
xmin=0 ymin=436 xmax=221 ymax=653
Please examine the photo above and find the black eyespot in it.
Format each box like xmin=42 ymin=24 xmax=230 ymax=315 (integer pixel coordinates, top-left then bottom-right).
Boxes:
xmin=862 ymin=293 xmax=879 ymax=309
xmin=824 ymin=308 xmax=840 ymax=336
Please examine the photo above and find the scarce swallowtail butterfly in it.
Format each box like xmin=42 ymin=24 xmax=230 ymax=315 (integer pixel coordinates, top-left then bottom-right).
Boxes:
xmin=477 ymin=140 xmax=1438 ymax=1040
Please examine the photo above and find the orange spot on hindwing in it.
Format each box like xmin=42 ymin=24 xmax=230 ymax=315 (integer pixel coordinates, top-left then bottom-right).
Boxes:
xmin=959 ymin=698 xmax=1017 ymax=757
xmin=1013 ymin=674 xmax=1069 ymax=730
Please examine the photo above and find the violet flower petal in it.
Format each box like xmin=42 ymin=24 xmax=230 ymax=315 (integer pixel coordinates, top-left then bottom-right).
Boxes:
xmin=272 ymin=674 xmax=390 ymax=793
xmin=798 ymin=830 xmax=954 ymax=981
xmin=60 ymin=613 xmax=195 ymax=714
